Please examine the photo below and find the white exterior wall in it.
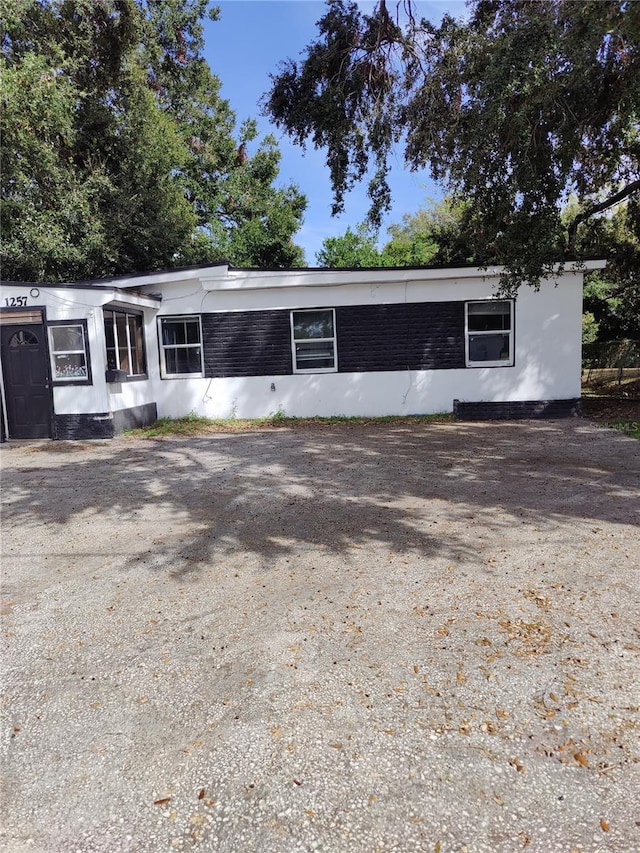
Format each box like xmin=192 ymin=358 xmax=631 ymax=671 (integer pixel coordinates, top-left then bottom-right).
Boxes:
xmin=145 ymin=268 xmax=585 ymax=420
xmin=2 ymin=263 xmax=593 ymax=427
xmin=0 ymin=283 xmax=158 ymax=418
xmin=102 ymin=306 xmax=160 ymax=417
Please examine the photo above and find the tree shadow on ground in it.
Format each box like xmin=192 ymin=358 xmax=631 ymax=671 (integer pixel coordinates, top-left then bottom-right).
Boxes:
xmin=1 ymin=420 xmax=638 ymax=579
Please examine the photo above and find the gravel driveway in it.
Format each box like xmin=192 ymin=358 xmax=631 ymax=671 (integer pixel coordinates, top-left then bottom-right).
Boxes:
xmin=1 ymin=420 xmax=639 ymax=853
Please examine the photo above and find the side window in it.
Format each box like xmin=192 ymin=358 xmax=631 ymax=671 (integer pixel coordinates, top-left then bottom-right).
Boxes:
xmin=103 ymin=309 xmax=147 ymax=378
xmin=159 ymin=316 xmax=203 ymax=377
xmin=465 ymin=301 xmax=514 ymax=367
xmin=48 ymin=321 xmax=91 ymax=384
xmin=290 ymin=309 xmax=337 ymax=373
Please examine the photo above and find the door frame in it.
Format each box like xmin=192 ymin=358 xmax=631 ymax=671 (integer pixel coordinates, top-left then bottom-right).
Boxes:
xmin=0 ymin=306 xmax=55 ymax=440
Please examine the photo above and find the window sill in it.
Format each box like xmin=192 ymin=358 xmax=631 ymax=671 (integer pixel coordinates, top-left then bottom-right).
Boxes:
xmin=106 ymin=370 xmax=148 ymax=383
xmin=293 ymin=368 xmax=338 ymax=374
xmin=466 ymin=361 xmax=514 ymax=369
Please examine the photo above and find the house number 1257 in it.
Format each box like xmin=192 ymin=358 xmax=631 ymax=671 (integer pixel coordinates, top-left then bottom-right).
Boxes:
xmin=4 ymin=296 xmax=28 ymax=307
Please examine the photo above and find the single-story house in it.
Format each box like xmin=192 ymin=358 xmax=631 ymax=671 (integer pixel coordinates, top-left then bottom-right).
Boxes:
xmin=0 ymin=261 xmax=605 ymax=440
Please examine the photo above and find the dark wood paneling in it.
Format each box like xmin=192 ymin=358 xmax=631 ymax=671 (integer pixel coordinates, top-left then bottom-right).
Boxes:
xmin=336 ymin=302 xmax=465 ymax=372
xmin=202 ymin=311 xmax=292 ymax=377
xmin=201 ymin=301 xmax=466 ymax=377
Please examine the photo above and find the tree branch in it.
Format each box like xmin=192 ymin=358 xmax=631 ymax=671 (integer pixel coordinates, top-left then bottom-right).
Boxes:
xmin=566 ymin=179 xmax=640 ymax=254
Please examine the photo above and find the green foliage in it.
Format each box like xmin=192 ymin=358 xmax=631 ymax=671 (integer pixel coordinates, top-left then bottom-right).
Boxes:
xmin=583 ymin=274 xmax=621 ymax=341
xmin=266 ymin=0 xmax=640 ymax=292
xmin=582 ymin=312 xmax=599 ymax=346
xmin=266 ymin=0 xmax=401 ymax=225
xmin=1 ymin=0 xmax=193 ymax=280
xmin=379 ymin=220 xmax=438 ymax=267
xmin=577 ymin=204 xmax=640 ymax=340
xmin=382 ymin=198 xmax=476 ymax=266
xmin=137 ymin=3 xmax=307 ymax=268
xmin=1 ymin=49 xmax=107 ymax=280
xmin=583 ymin=340 xmax=640 ymax=373
xmin=316 ymin=225 xmax=382 ymax=267
xmin=197 ymin=132 xmax=307 ymax=268
xmin=315 ymin=197 xmax=471 ymax=268
xmin=1 ymin=0 xmax=306 ymax=281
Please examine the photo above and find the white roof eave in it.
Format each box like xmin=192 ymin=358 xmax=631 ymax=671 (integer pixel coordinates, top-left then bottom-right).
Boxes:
xmin=202 ymin=265 xmax=504 ymax=291
xmin=107 ymin=290 xmax=162 ymax=309
xmin=200 ymin=260 xmax=606 ymax=292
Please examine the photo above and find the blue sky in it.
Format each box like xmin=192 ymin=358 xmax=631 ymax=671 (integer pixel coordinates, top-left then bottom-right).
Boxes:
xmin=203 ymin=1 xmax=468 ymax=264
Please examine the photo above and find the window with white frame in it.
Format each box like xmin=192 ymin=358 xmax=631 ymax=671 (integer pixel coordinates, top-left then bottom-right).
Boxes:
xmin=159 ymin=316 xmax=203 ymax=377
xmin=48 ymin=321 xmax=91 ymax=383
xmin=291 ymin=309 xmax=337 ymax=373
xmin=103 ymin=308 xmax=147 ymax=377
xmin=465 ymin=301 xmax=514 ymax=367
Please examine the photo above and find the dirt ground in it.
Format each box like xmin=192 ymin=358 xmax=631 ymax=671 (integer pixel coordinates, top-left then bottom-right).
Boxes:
xmin=1 ymin=419 xmax=639 ymax=853
xmin=581 ymin=373 xmax=640 ymax=425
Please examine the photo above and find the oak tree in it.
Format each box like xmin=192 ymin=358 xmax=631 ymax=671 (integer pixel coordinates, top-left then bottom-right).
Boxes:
xmin=266 ymin=0 xmax=640 ymax=292
xmin=1 ymin=0 xmax=306 ymax=281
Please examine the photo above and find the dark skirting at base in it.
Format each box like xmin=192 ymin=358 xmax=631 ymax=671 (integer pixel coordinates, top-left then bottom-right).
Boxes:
xmin=453 ymin=398 xmax=582 ymax=420
xmin=54 ymin=403 xmax=157 ymax=439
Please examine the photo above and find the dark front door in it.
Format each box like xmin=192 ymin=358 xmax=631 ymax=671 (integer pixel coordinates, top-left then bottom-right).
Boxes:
xmin=1 ymin=324 xmax=52 ymax=439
